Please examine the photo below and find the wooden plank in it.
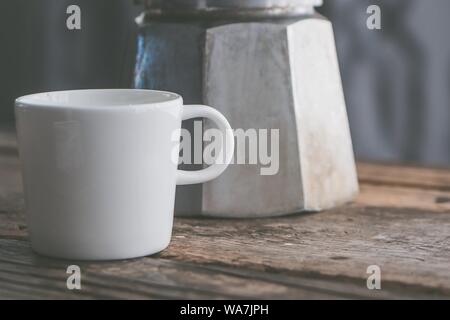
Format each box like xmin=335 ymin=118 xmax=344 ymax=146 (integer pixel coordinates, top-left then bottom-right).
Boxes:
xmin=355 ymin=184 xmax=450 ymax=213
xmin=357 ymin=162 xmax=450 ymax=191
xmin=0 ymin=129 xmax=24 ymax=241
xmin=0 ymin=126 xmax=17 ymax=152
xmin=1 ymin=195 xmax=449 ymax=298
xmin=0 ymin=150 xmax=25 ymax=240
xmin=160 ymin=206 xmax=450 ymax=297
xmin=0 ymin=238 xmax=443 ymax=299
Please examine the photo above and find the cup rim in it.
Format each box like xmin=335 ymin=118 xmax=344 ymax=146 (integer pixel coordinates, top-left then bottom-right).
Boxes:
xmin=15 ymin=89 xmax=182 ymax=110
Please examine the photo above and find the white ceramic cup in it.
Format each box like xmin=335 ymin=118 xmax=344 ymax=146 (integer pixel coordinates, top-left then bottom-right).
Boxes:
xmin=15 ymin=89 xmax=234 ymax=260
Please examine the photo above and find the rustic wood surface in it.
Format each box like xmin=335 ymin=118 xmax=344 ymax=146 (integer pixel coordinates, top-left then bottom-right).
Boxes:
xmin=0 ymin=128 xmax=449 ymax=299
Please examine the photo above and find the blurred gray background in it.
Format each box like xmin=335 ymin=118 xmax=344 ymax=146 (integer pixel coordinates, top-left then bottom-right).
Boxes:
xmin=0 ymin=0 xmax=448 ymax=167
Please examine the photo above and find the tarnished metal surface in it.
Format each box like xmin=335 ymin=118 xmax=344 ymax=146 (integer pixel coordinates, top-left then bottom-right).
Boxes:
xmin=201 ymin=19 xmax=358 ymax=216
xmin=142 ymin=0 xmax=322 ymax=10
xmin=202 ymin=23 xmax=304 ymax=217
xmin=138 ymin=0 xmax=322 ymax=20
xmin=134 ymin=2 xmax=359 ymax=217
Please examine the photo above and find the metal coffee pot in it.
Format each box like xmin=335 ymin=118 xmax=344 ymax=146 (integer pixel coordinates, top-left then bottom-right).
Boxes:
xmin=134 ymin=0 xmax=359 ymax=217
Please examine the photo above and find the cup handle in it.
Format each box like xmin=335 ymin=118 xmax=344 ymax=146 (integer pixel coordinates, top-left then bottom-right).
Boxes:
xmin=176 ymin=105 xmax=234 ymax=185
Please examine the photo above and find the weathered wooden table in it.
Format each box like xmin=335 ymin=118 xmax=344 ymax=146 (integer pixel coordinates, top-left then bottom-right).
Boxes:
xmin=0 ymin=128 xmax=449 ymax=299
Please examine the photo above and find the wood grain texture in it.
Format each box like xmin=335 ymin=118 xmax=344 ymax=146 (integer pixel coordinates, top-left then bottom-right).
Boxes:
xmin=164 ymin=207 xmax=450 ymax=294
xmin=0 ymin=128 xmax=449 ymax=299
xmin=355 ymin=184 xmax=450 ymax=213
xmin=0 ymin=238 xmax=445 ymax=300
xmin=357 ymin=162 xmax=450 ymax=191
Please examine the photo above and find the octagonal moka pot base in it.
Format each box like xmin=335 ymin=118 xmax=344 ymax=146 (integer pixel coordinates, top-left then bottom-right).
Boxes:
xmin=134 ymin=0 xmax=359 ymax=218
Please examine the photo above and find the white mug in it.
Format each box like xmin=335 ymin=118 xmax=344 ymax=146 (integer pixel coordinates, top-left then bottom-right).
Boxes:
xmin=15 ymin=89 xmax=234 ymax=260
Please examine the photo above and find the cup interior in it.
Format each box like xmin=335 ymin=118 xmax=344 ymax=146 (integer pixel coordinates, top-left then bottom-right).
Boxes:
xmin=15 ymin=89 xmax=180 ymax=108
